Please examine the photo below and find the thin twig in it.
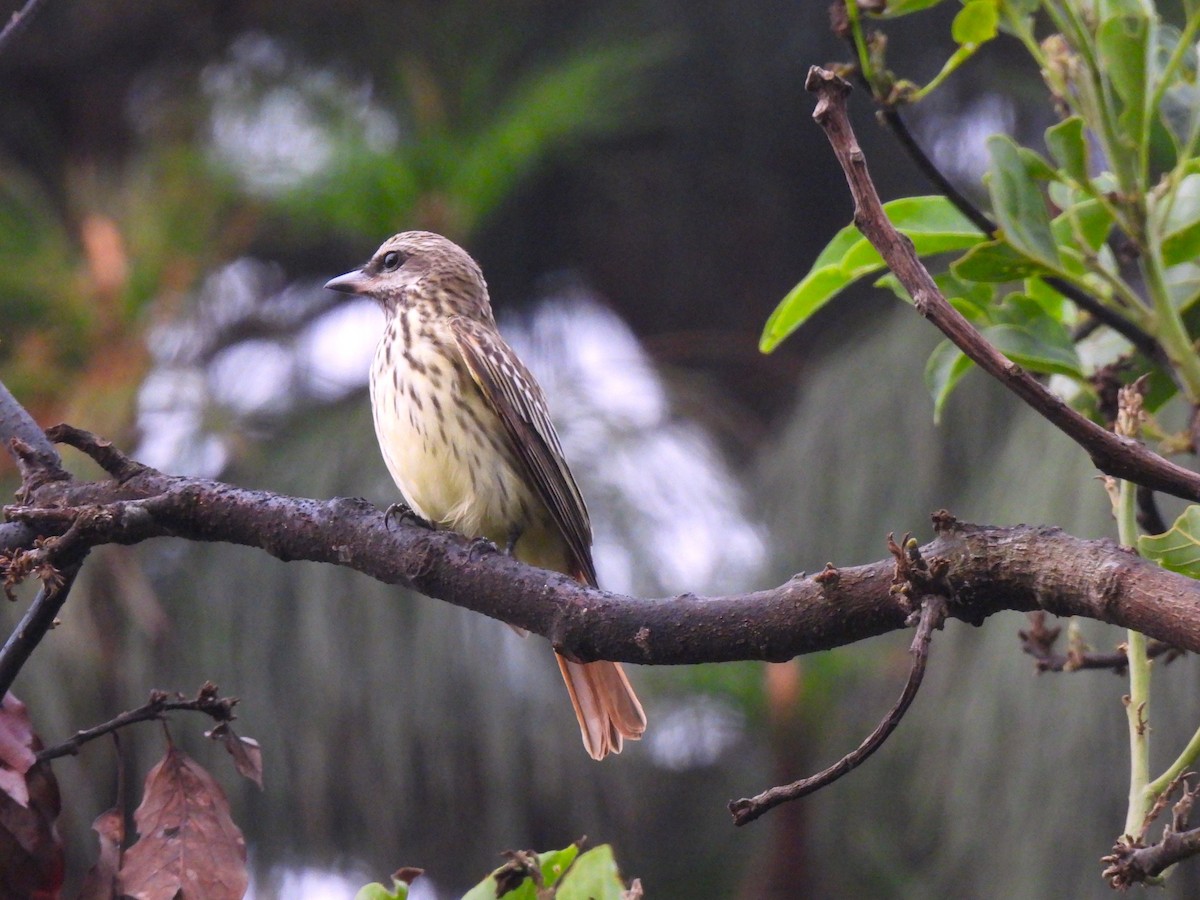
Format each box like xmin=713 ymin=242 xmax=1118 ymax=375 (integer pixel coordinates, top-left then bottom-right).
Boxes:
xmin=1136 ymin=485 xmax=1167 ymax=538
xmin=0 ymin=395 xmax=79 ymax=695
xmin=876 ymin=109 xmax=1164 ymax=366
xmin=878 ymin=107 xmax=994 ymax=232
xmin=837 ymin=25 xmax=1166 ymax=366
xmin=0 ymin=560 xmax=82 ymax=696
xmin=0 ymin=0 xmax=49 ymax=61
xmin=804 ymin=66 xmax=1200 ymax=503
xmin=728 ymin=592 xmax=946 ymax=826
xmin=37 ymin=683 xmax=238 ymax=762
xmin=1019 ymin=611 xmax=1182 ymax=673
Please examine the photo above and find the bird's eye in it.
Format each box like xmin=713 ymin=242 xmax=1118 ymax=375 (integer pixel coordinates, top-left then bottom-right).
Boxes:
xmin=382 ymin=251 xmax=402 ymax=271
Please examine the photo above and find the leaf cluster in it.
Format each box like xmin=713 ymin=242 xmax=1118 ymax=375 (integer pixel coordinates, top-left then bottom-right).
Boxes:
xmin=766 ymin=0 xmax=1200 ymax=425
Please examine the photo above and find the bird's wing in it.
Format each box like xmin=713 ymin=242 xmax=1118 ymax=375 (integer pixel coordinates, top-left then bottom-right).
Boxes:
xmin=449 ymin=316 xmax=597 ymax=586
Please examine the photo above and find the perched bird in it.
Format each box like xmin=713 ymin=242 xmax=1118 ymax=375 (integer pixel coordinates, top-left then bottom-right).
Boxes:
xmin=325 ymin=231 xmax=646 ymax=759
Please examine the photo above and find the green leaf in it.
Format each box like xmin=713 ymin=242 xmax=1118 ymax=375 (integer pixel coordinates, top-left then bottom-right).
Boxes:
xmin=1157 ymin=24 xmax=1200 ymax=154
xmin=952 ymin=239 xmax=1046 ymax=281
xmin=1023 ymin=275 xmax=1068 ymax=321
xmin=937 ymin=270 xmax=997 ymax=311
xmin=539 ymin=844 xmax=581 ymax=887
xmin=1097 ymin=15 xmax=1151 ymax=147
xmin=984 ymin=134 xmax=1061 ymax=268
xmin=1052 ymin=198 xmax=1114 ymax=253
xmin=1160 ymin=174 xmax=1200 ymax=267
xmin=1139 ymin=506 xmax=1200 ymax=578
xmin=461 ymin=873 xmax=536 ymax=900
xmin=760 ymin=266 xmax=873 ymax=351
xmin=1045 ymin=117 xmax=1091 ymax=185
xmin=982 ymin=322 xmax=1083 ymax=378
xmin=880 ymin=194 xmax=986 ymax=238
xmin=873 ymin=272 xmax=911 ymax=303
xmin=952 ymin=0 xmax=999 ymax=47
xmin=760 ymin=197 xmax=983 ymax=351
xmin=452 ymin=41 xmax=670 ymax=225
xmin=925 ymin=339 xmax=975 ymax=422
xmin=460 ymin=844 xmax=582 ymax=900
xmin=878 ymin=0 xmax=952 ymax=17
xmin=1166 ymin=260 xmax=1200 ymax=311
xmin=356 ymin=881 xmax=407 ymax=900
xmin=811 ymin=221 xmax=870 ymax=271
xmin=556 ymin=846 xmax=626 ymax=900
xmin=1017 ymin=147 xmax=1059 ymax=183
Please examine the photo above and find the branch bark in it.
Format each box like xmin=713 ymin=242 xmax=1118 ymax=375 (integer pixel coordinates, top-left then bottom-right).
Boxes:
xmin=6 ymin=427 xmax=1200 ymax=669
xmin=1104 ymin=827 xmax=1200 ymax=888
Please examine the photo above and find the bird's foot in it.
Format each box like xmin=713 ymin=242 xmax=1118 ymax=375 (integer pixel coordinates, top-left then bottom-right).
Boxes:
xmin=384 ymin=502 xmax=433 ymax=531
xmin=468 ymin=536 xmax=499 ymax=561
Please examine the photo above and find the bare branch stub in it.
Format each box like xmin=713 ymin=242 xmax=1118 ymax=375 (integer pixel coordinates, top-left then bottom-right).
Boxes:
xmin=1103 ymin=780 xmax=1200 ymax=888
xmin=1102 ymin=775 xmax=1200 ymax=887
xmin=45 ymin=423 xmax=148 ymax=483
xmin=803 ymin=64 xmax=1200 ymax=504
xmin=1019 ymin=611 xmax=1183 ymax=674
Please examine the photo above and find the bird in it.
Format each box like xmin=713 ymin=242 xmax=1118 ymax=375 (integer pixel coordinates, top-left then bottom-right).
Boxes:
xmin=325 ymin=231 xmax=646 ymax=759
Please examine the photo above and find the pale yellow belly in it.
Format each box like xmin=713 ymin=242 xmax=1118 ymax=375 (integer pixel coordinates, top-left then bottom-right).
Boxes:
xmin=368 ymin=320 xmax=559 ymax=564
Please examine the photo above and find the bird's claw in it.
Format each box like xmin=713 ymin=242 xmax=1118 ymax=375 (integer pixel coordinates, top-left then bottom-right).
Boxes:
xmin=468 ymin=536 xmax=499 ymax=561
xmin=384 ymin=502 xmax=433 ymax=532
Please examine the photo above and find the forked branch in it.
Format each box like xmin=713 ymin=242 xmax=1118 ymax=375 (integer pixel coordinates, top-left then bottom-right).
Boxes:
xmin=803 ymin=66 xmax=1200 ymax=503
xmin=729 ymin=536 xmax=949 ymax=825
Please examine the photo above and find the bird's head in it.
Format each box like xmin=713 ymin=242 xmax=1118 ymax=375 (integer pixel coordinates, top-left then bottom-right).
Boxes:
xmin=324 ymin=231 xmax=491 ymax=320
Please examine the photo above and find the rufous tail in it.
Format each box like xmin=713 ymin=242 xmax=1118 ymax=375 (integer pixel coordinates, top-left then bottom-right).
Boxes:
xmin=556 ymin=655 xmax=646 ymax=760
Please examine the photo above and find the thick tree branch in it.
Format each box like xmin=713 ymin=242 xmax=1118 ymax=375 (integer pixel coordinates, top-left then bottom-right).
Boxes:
xmin=804 ymin=66 xmax=1200 ymax=503
xmin=5 ymin=428 xmax=1200 ymax=670
xmin=0 ymin=382 xmax=79 ymax=696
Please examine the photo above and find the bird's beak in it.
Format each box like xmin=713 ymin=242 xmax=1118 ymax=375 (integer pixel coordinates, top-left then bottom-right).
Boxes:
xmin=324 ymin=269 xmax=370 ymax=294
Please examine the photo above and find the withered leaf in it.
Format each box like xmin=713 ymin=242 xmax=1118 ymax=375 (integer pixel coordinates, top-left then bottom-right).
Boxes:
xmin=206 ymin=724 xmax=263 ymax=790
xmin=118 ymin=743 xmax=248 ymax=900
xmin=0 ymin=758 xmax=63 ymax=899
xmin=77 ymin=807 xmax=124 ymax=900
xmin=0 ymin=694 xmax=37 ymax=807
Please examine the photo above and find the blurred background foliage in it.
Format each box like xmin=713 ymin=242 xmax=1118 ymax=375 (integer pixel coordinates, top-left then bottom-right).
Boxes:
xmin=1 ymin=1 xmax=1198 ymax=897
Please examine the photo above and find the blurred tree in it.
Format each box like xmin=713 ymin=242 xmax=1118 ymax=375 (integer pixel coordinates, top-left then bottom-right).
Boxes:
xmin=7 ymin=0 xmax=1167 ymax=897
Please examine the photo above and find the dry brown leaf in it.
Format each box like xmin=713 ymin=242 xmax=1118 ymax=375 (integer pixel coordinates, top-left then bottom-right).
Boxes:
xmin=206 ymin=724 xmax=263 ymax=790
xmin=76 ymin=807 xmax=124 ymax=900
xmin=0 ymin=694 xmax=38 ymax=807
xmin=118 ymin=743 xmax=248 ymax=900
xmin=0 ymin=758 xmax=63 ymax=899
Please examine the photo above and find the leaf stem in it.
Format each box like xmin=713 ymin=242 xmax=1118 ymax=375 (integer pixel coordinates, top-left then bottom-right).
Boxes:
xmin=1142 ymin=234 xmax=1200 ymax=402
xmin=1119 ymin=475 xmax=1154 ymax=838
xmin=844 ymin=0 xmax=876 ymax=90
